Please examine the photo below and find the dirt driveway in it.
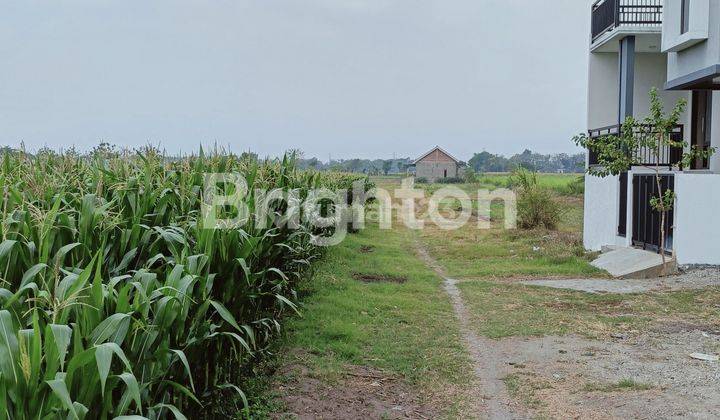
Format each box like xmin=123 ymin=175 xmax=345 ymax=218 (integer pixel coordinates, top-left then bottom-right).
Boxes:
xmin=491 ymin=327 xmax=720 ymax=419
xmin=417 ymin=240 xmax=720 ymax=419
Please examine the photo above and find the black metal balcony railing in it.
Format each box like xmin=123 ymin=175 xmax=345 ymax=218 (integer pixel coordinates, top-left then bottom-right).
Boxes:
xmin=588 ymin=124 xmax=684 ymax=167
xmin=592 ymin=0 xmax=663 ymax=41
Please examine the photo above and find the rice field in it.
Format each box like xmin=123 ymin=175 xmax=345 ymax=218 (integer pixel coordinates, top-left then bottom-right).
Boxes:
xmin=0 ymin=148 xmax=368 ymax=419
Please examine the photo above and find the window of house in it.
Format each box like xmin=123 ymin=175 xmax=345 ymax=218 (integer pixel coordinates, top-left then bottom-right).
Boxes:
xmin=681 ymin=0 xmax=690 ymax=34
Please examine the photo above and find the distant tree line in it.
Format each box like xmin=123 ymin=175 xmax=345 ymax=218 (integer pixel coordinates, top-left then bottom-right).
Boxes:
xmin=0 ymin=143 xmax=584 ymax=174
xmin=467 ymin=149 xmax=584 ymax=173
xmin=297 ymin=157 xmax=414 ymax=175
xmin=298 ymin=149 xmax=584 ymax=174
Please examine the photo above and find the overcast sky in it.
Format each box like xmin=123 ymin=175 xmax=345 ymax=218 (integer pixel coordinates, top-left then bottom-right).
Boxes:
xmin=0 ymin=0 xmax=590 ymax=161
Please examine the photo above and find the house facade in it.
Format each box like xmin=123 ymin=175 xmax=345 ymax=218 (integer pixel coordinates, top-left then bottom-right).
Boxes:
xmin=584 ymin=0 xmax=720 ymax=265
xmin=413 ymin=147 xmax=462 ymax=181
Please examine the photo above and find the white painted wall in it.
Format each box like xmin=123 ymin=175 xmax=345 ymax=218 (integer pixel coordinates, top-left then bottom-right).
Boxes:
xmin=584 ymin=174 xmax=626 ymax=251
xmin=634 ymin=54 xmax=688 ymax=122
xmin=662 ymin=0 xmax=711 ymax=53
xmin=674 ymin=172 xmax=720 ymax=264
xmin=587 ymin=53 xmax=618 ymax=130
xmin=588 ymin=52 xmax=688 ymax=132
xmin=664 ymin=0 xmax=719 ymax=81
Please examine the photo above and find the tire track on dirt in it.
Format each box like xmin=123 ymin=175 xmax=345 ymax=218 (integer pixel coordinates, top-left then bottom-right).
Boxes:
xmin=414 ymin=241 xmax=527 ymax=420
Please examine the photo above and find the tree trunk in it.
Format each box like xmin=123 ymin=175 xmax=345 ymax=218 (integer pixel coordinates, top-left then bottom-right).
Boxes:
xmin=653 ymin=170 xmax=667 ymax=275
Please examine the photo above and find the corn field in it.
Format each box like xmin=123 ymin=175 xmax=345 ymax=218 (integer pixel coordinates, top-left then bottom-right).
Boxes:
xmin=0 ymin=147 xmax=370 ymax=419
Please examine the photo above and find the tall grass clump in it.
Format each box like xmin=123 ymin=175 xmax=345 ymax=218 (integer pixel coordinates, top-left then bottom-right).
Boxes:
xmin=0 ymin=147 xmax=369 ymax=418
xmin=555 ymin=175 xmax=585 ymax=196
xmin=511 ymin=168 xmax=561 ymax=230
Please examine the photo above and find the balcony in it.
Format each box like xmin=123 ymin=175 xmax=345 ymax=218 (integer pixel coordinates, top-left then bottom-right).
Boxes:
xmin=591 ymin=0 xmax=663 ymax=52
xmin=588 ymin=124 xmax=684 ymax=168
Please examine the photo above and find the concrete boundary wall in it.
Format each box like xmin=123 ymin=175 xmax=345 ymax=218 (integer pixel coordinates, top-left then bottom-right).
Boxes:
xmin=674 ymin=173 xmax=720 ymax=265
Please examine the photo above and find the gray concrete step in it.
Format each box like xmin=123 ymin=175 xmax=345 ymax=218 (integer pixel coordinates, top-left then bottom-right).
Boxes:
xmin=591 ymin=247 xmax=677 ymax=279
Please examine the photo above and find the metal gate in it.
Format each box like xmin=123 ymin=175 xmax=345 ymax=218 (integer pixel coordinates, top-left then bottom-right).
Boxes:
xmin=632 ymin=174 xmax=674 ymax=253
xmin=618 ymin=172 xmax=628 ymax=236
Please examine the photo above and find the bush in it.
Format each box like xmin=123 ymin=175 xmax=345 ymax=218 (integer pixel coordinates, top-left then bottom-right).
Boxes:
xmin=463 ymin=167 xmax=478 ymax=183
xmin=478 ymin=175 xmax=510 ymax=188
xmin=415 ymin=176 xmax=429 ymax=184
xmin=511 ymin=168 xmax=561 ymax=230
xmin=436 ymin=176 xmax=464 ymax=184
xmin=556 ymin=175 xmax=585 ymax=196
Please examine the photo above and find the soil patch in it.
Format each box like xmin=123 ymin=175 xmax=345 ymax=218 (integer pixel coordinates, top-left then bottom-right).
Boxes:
xmin=490 ymin=332 xmax=720 ymax=419
xmin=272 ymin=363 xmax=437 ymax=419
xmin=359 ymin=245 xmax=375 ymax=253
xmin=352 ymin=273 xmax=408 ymax=284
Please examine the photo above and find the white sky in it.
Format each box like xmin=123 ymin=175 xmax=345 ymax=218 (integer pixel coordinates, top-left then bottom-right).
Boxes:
xmin=0 ymin=0 xmax=590 ymax=161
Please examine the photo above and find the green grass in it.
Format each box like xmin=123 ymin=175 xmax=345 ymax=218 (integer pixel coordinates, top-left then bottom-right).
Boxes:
xmin=583 ymin=379 xmax=654 ymax=392
xmin=503 ymin=373 xmax=552 ymax=408
xmin=405 ymin=172 xmax=598 ymax=280
xmin=417 ymin=198 xmax=601 ymax=279
xmin=411 ymin=173 xmax=582 ymax=196
xmin=262 ymin=220 xmax=474 ymax=416
xmin=457 ymin=280 xmax=720 ymax=339
xmin=474 ymin=173 xmax=584 ymax=195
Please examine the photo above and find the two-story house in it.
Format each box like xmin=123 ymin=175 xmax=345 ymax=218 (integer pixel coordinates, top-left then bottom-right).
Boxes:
xmin=584 ymin=0 xmax=720 ymax=265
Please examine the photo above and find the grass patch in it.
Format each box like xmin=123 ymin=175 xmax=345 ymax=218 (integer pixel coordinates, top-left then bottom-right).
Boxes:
xmin=457 ymin=280 xmax=720 ymax=339
xmin=253 ymin=219 xmax=474 ymax=417
xmin=583 ymin=379 xmax=654 ymax=392
xmin=411 ymin=176 xmax=600 ymax=279
xmin=502 ymin=373 xmax=552 ymax=409
xmin=419 ymin=224 xmax=601 ymax=279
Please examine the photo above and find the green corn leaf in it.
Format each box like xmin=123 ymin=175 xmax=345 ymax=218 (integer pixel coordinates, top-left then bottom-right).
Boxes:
xmin=65 ymin=347 xmax=96 ymax=386
xmin=275 ymin=294 xmax=301 ymax=316
xmin=90 ymin=313 xmax=131 ymax=346
xmin=217 ymin=383 xmax=249 ymax=418
xmin=30 ymin=312 xmax=43 ymax=385
xmin=209 ymin=332 xmax=251 ymax=354
xmin=0 ymin=311 xmax=18 ymax=386
xmin=152 ymin=403 xmax=187 ymax=420
xmin=71 ymin=401 xmax=89 ymax=420
xmin=209 ymin=300 xmax=241 ymax=332
xmin=0 ymin=240 xmax=17 ymax=261
xmin=117 ymin=372 xmax=142 ymax=415
xmin=160 ymin=380 xmax=201 ymax=406
xmin=49 ymin=324 xmax=73 ymax=371
xmin=1 ymin=282 xmax=37 ymax=312
xmin=0 ymin=373 xmax=6 ymax=420
xmin=47 ymin=375 xmax=79 ymax=420
xmin=20 ymin=263 xmax=47 ymax=288
xmin=95 ymin=343 xmax=113 ymax=396
xmin=112 ymin=248 xmax=137 ymax=275
xmin=170 ymin=349 xmax=195 ymax=392
xmin=53 ymin=243 xmax=82 ymax=269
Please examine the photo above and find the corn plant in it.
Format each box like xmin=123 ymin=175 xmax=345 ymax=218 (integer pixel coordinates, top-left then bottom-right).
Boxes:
xmin=0 ymin=147 xmax=370 ymax=418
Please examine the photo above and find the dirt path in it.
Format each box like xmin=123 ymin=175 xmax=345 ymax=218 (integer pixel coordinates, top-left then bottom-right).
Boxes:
xmin=521 ymin=267 xmax=720 ymax=294
xmin=414 ymin=242 xmax=527 ymax=420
